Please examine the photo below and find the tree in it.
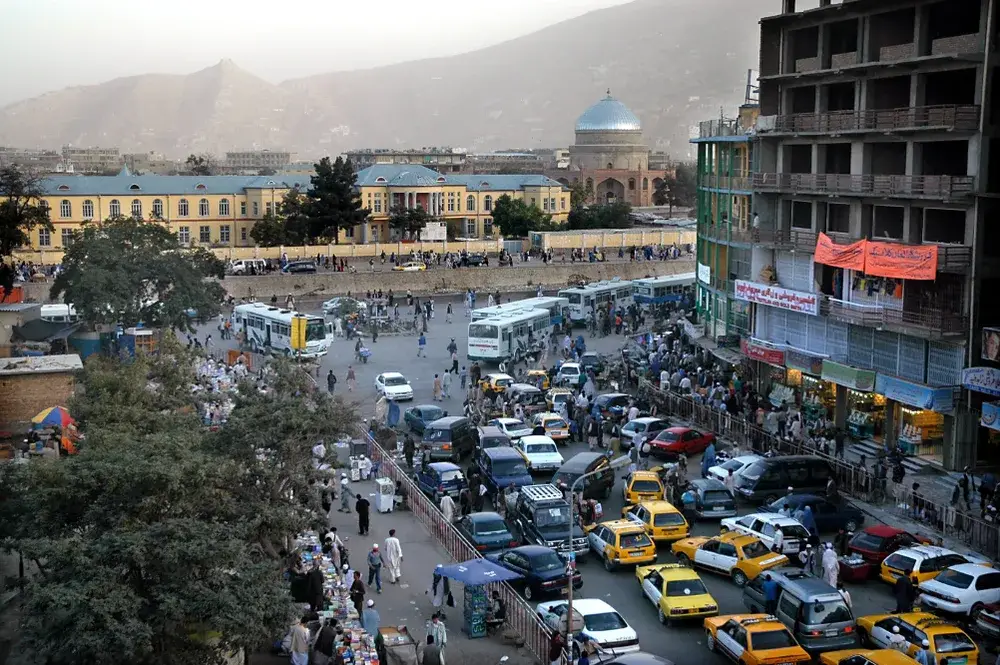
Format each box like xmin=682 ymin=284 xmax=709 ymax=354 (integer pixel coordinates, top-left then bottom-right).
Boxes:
xmin=491 ymin=194 xmax=554 ymax=238
xmin=307 ymin=157 xmax=370 ymax=243
xmin=184 ymin=154 xmax=215 ymax=176
xmin=50 ymin=216 xmax=226 ymax=332
xmin=653 ymin=178 xmax=670 ymax=206
xmin=387 ymin=205 xmax=434 ymax=240
xmin=258 ymin=167 xmax=277 ymax=176
xmin=654 ymin=163 xmax=696 ymax=211
xmin=249 ymin=213 xmax=288 ymax=247
xmin=569 ymin=180 xmax=592 ymax=209
xmin=566 ymin=202 xmax=633 ymax=230
xmin=0 ymin=166 xmax=52 ymax=299
xmin=249 ymin=189 xmax=311 ymax=247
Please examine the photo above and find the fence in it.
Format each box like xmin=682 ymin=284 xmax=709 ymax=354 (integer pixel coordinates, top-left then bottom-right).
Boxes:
xmin=636 ymin=379 xmax=1000 ymax=562
xmin=361 ymin=431 xmax=559 ymax=664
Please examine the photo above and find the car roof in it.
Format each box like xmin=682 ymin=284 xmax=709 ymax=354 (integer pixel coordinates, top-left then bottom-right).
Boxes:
xmin=650 ymin=563 xmax=700 ymax=579
xmin=478 ymin=426 xmax=506 ymax=437
xmin=935 ymin=563 xmax=995 ymax=577
xmin=412 ymin=403 xmax=443 ymax=410
xmin=570 ymin=598 xmax=617 ymax=615
xmin=487 ymin=373 xmax=514 ymax=380
xmin=895 ymin=613 xmax=970 ymax=634
xmin=520 ymin=435 xmax=557 ymax=445
xmin=495 ymin=417 xmax=526 ymax=425
xmin=635 ymin=500 xmax=681 ymax=512
xmin=740 ymin=513 xmax=802 ymax=527
xmin=864 ymin=525 xmax=908 ymax=538
xmin=631 ymin=417 xmax=664 ymax=424
xmin=723 ymin=614 xmax=787 ymax=632
xmin=428 ymin=416 xmax=466 ymax=427
xmin=484 ymin=447 xmax=525 ymax=460
xmin=469 ymin=511 xmax=505 ymax=522
xmin=559 ymin=452 xmax=606 ymax=470
xmin=778 ymin=575 xmax=840 ymax=598
xmin=691 ymin=478 xmax=728 ymax=490
xmin=597 ymin=392 xmax=628 ymax=400
xmin=509 ymin=544 xmax=555 ymax=557
xmin=380 ymin=371 xmax=405 ymax=379
xmin=508 ymin=383 xmax=541 ymax=392
xmin=665 ymin=426 xmax=695 ymax=434
xmin=719 ymin=532 xmax=760 ymax=546
xmin=629 ymin=471 xmax=661 ymax=481
xmin=428 ymin=462 xmax=461 ymax=472
xmin=601 ymin=519 xmax=645 ymax=532
xmin=893 ymin=545 xmax=955 ymax=559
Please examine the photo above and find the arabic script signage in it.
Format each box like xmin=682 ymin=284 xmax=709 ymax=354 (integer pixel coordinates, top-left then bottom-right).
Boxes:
xmin=821 ymin=360 xmax=876 ymax=391
xmin=740 ymin=338 xmax=786 ymax=366
xmin=734 ymin=280 xmax=819 ymax=316
xmin=812 ymin=233 xmax=939 ymax=281
xmin=785 ymin=350 xmax=825 ymax=376
xmin=962 ymin=367 xmax=1000 ymax=397
xmin=697 ymin=263 xmax=711 ymax=285
xmin=875 ymin=373 xmax=955 ymax=413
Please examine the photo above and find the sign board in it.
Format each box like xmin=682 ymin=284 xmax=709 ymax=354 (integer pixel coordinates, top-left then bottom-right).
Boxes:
xmin=785 ymin=350 xmax=825 ymax=376
xmin=962 ymin=367 xmax=1000 ymax=397
xmin=982 ymin=402 xmax=1000 ymax=432
xmin=740 ymin=338 xmax=785 ymax=366
xmin=290 ymin=316 xmax=307 ymax=351
xmin=734 ymin=280 xmax=820 ymax=316
xmin=697 ymin=263 xmax=711 ymax=285
xmin=875 ymin=373 xmax=955 ymax=413
xmin=984 ymin=327 xmax=1000 ymax=362
xmin=821 ymin=360 xmax=875 ymax=391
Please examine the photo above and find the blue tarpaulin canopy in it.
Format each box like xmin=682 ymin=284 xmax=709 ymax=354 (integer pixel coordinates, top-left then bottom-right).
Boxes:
xmin=437 ymin=559 xmax=522 ymax=585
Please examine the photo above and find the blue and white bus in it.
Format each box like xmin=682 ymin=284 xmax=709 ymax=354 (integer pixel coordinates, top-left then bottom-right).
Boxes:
xmin=472 ymin=296 xmax=570 ymax=327
xmin=557 ymin=278 xmax=633 ymax=324
xmin=467 ymin=309 xmax=551 ymax=364
xmin=632 ymin=273 xmax=697 ymax=305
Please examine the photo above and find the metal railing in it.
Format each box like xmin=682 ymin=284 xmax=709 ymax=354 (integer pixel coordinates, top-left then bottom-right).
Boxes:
xmin=703 ymin=173 xmax=751 ymax=191
xmin=763 ymin=105 xmax=981 ymax=135
xmin=635 ymin=379 xmax=1000 ymax=561
xmin=752 ymin=173 xmax=976 ymax=200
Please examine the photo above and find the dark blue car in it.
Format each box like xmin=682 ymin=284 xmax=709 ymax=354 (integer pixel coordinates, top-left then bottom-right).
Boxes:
xmin=414 ymin=462 xmax=466 ymax=504
xmin=477 ymin=447 xmax=533 ymax=496
xmin=455 ymin=512 xmax=519 ymax=553
xmin=404 ymin=404 xmax=446 ymax=435
xmin=487 ymin=545 xmax=583 ymax=601
xmin=763 ymin=493 xmax=865 ymax=533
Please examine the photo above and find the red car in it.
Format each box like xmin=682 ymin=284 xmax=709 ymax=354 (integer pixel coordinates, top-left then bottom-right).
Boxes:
xmin=847 ymin=525 xmax=932 ymax=565
xmin=650 ymin=427 xmax=715 ymax=457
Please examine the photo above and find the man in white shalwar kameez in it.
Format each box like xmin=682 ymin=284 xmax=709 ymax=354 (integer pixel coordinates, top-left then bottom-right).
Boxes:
xmin=440 ymin=494 xmax=456 ymax=524
xmin=822 ymin=542 xmax=839 ymax=587
xmin=384 ymin=529 xmax=403 ymax=584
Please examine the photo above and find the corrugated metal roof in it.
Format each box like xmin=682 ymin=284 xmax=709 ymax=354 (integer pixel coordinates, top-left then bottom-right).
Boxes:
xmin=0 ymin=303 xmax=41 ymax=313
xmin=41 ymin=173 xmax=297 ymax=196
xmin=0 ymin=353 xmax=83 ymax=375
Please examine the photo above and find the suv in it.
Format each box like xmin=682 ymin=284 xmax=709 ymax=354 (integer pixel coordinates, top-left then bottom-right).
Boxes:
xmin=742 ymin=567 xmax=858 ymax=655
xmin=510 ymin=484 xmax=589 ymax=557
xmin=735 ymin=455 xmax=835 ymax=504
xmin=552 ymin=452 xmax=615 ymax=500
xmin=422 ymin=416 xmax=479 ymax=462
xmin=476 ymin=447 xmax=533 ymax=496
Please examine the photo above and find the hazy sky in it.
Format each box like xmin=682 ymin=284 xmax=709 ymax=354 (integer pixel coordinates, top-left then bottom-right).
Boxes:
xmin=3 ymin=0 xmax=636 ymax=105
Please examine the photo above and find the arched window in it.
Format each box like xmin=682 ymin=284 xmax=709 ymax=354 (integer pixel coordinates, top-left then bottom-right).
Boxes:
xmin=607 ymin=162 xmax=614 ymax=170
xmin=585 ymin=178 xmax=594 ymax=190
xmin=152 ymin=199 xmax=163 ymax=218
xmin=199 ymin=198 xmax=209 ymax=216
xmin=484 ymin=195 xmax=493 ymax=212
xmin=628 ymin=178 xmax=636 ymax=191
xmin=178 ymin=199 xmax=189 ymax=217
xmin=466 ymin=195 xmax=475 ymax=211
xmin=82 ymin=199 xmax=94 ymax=219
xmin=59 ymin=199 xmax=71 ymax=218
xmin=109 ymin=199 xmax=121 ymax=217
xmin=642 ymin=178 xmax=649 ymax=190
xmin=131 ymin=199 xmax=142 ymax=218
xmin=219 ymin=198 xmax=230 ymax=216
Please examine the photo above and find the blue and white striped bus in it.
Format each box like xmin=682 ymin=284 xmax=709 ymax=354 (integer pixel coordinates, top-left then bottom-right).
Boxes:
xmin=472 ymin=296 xmax=570 ymax=327
xmin=632 ymin=273 xmax=697 ymax=305
xmin=557 ymin=278 xmax=634 ymax=324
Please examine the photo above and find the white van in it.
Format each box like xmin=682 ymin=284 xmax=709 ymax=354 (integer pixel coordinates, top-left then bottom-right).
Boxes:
xmin=229 ymin=259 xmax=267 ymax=275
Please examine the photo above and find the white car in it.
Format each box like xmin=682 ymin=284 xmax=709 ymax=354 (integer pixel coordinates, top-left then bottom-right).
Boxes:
xmin=619 ymin=417 xmax=671 ymax=450
xmin=488 ymin=417 xmax=532 ymax=441
xmin=394 ymin=261 xmax=426 ymax=272
xmin=374 ymin=372 xmax=414 ymax=401
xmin=707 ymin=455 xmax=762 ymax=484
xmin=322 ymin=297 xmax=367 ymax=316
xmin=556 ymin=362 xmax=583 ymax=387
xmin=720 ymin=513 xmax=810 ymax=555
xmin=919 ymin=563 xmax=1000 ymax=617
xmin=514 ymin=435 xmax=564 ymax=473
xmin=536 ymin=598 xmax=640 ymax=655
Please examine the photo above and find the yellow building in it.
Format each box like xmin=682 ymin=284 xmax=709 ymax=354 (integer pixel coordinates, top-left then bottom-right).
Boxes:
xmin=28 ymin=164 xmax=569 ymax=250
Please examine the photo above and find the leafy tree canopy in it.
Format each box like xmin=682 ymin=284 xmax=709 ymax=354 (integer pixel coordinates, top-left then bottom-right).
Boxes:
xmin=566 ymin=201 xmax=633 ymax=230
xmin=307 ymin=156 xmax=369 ymax=243
xmin=250 ymin=189 xmax=311 ymax=247
xmin=387 ymin=205 xmax=434 ymax=240
xmin=184 ymin=154 xmax=215 ymax=176
xmin=0 ymin=166 xmax=53 ymax=297
xmin=490 ymin=194 xmax=555 ymax=238
xmin=654 ymin=162 xmax=696 ymax=208
xmin=50 ymin=216 xmax=226 ymax=332
xmin=569 ymin=180 xmax=592 ymax=209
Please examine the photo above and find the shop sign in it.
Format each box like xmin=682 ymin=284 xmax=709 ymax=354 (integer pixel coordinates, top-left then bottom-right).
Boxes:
xmin=875 ymin=373 xmax=955 ymax=413
xmin=821 ymin=360 xmax=876 ymax=391
xmin=682 ymin=318 xmax=704 ymax=341
xmin=813 ymin=233 xmax=939 ymax=280
xmin=982 ymin=402 xmax=1000 ymax=432
xmin=697 ymin=263 xmax=711 ymax=285
xmin=814 ymin=233 xmax=866 ymax=271
xmin=962 ymin=367 xmax=1000 ymax=397
xmin=785 ymin=350 xmax=824 ymax=376
xmin=984 ymin=327 xmax=1000 ymax=362
xmin=734 ymin=280 xmax=820 ymax=316
xmin=740 ymin=338 xmax=785 ymax=366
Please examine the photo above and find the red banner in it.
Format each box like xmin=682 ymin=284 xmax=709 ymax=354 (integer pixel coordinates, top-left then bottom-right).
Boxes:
xmin=741 ymin=338 xmax=786 ymax=366
xmin=864 ymin=241 xmax=938 ymax=280
xmin=814 ymin=233 xmax=865 ymax=271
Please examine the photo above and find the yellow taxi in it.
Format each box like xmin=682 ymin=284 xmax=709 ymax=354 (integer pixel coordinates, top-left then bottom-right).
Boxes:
xmin=879 ymin=545 xmax=991 ymax=586
xmin=480 ymin=372 xmax=514 ymax=395
xmin=621 ymin=471 xmax=666 ymax=505
xmin=819 ymin=649 xmax=919 ymax=665
xmin=526 ymin=369 xmax=550 ymax=390
xmin=856 ymin=613 xmax=978 ymax=665
xmin=622 ymin=500 xmax=689 ymax=543
xmin=672 ymin=531 xmax=788 ymax=587
xmin=585 ymin=519 xmax=658 ymax=572
xmin=545 ymin=387 xmax=573 ymax=412
xmin=704 ymin=614 xmax=811 ymax=665
xmin=637 ymin=563 xmax=718 ymax=625
xmin=531 ymin=411 xmax=571 ymax=442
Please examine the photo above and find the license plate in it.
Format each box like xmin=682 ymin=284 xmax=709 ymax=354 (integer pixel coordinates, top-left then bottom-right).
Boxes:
xmin=560 ymin=587 xmax=568 ymax=595
xmin=712 ymin=506 xmax=726 ymax=512
xmin=949 ymin=659 xmax=967 ymax=665
xmin=825 ymin=629 xmax=838 ymax=637
xmin=629 ymin=551 xmax=645 ymax=557
xmin=785 ymin=545 xmax=799 ymax=553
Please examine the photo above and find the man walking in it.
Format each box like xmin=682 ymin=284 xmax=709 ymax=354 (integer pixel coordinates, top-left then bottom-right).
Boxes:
xmin=356 ymin=493 xmax=371 ymax=535
xmin=339 ymin=473 xmax=352 ymax=512
xmin=349 ymin=570 xmax=366 ymax=615
xmin=762 ymin=573 xmax=779 ymax=615
xmin=367 ymin=543 xmax=383 ymax=594
xmin=327 ymin=370 xmax=337 ymax=393
xmin=418 ymin=333 xmax=427 ymax=357
xmin=385 ymin=529 xmax=403 ymax=583
xmin=289 ymin=616 xmax=310 ymax=665
xmin=347 ymin=365 xmax=357 ymax=392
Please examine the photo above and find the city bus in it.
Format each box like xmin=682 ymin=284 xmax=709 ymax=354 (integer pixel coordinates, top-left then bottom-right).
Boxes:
xmin=557 ymin=278 xmax=634 ymax=324
xmin=467 ymin=309 xmax=551 ymax=364
xmin=632 ymin=273 xmax=697 ymax=305
xmin=232 ymin=302 xmax=332 ymax=358
xmin=471 ymin=296 xmax=570 ymax=326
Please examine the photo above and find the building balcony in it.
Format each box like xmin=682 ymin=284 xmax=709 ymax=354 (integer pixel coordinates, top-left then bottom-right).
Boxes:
xmin=697 ymin=222 xmax=783 ymax=245
xmin=752 ymin=173 xmax=976 ymax=201
xmin=701 ymin=172 xmax=751 ymax=191
xmin=696 ymin=118 xmax=753 ymax=140
xmin=759 ymin=105 xmax=980 ymax=136
xmin=822 ymin=297 xmax=967 ymax=340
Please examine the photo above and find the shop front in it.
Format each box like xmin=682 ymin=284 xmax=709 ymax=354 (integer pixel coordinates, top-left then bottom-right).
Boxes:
xmin=962 ymin=367 xmax=1000 ymax=456
xmin=740 ymin=338 xmax=789 ymax=406
xmin=875 ymin=373 xmax=955 ymax=463
xmin=785 ymin=350 xmax=834 ymax=427
xmin=821 ymin=360 xmax=881 ymax=439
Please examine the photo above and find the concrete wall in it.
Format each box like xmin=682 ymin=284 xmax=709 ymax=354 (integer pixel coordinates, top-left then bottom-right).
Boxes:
xmin=0 ymin=372 xmax=76 ymax=425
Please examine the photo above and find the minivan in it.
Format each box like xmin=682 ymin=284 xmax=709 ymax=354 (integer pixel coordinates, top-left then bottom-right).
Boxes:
xmin=551 ymin=452 xmax=615 ymax=500
xmin=734 ymin=455 xmax=835 ymax=504
xmin=229 ymin=258 xmax=267 ymax=275
xmin=477 ymin=425 xmax=511 ymax=451
xmin=476 ymin=447 xmax=533 ymax=495
xmin=422 ymin=416 xmax=479 ymax=462
xmin=742 ymin=567 xmax=858 ymax=655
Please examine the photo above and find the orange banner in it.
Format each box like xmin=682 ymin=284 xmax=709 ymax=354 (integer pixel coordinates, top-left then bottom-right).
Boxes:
xmin=814 ymin=233 xmax=865 ymax=271
xmin=864 ymin=241 xmax=938 ymax=280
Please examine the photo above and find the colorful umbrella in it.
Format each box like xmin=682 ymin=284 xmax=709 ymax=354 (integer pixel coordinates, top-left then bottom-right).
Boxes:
xmin=32 ymin=406 xmax=74 ymax=428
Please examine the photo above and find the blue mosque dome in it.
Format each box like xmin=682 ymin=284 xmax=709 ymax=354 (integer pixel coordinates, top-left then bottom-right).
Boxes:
xmin=575 ymin=92 xmax=642 ymax=132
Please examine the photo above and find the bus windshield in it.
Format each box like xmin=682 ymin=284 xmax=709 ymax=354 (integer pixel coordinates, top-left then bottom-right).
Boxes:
xmin=306 ymin=320 xmax=326 ymax=341
xmin=469 ymin=324 xmax=499 ymax=338
xmin=565 ymin=294 xmax=581 ymax=304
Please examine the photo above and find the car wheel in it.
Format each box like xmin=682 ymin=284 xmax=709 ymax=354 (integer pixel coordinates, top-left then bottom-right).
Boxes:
xmin=657 ymin=606 xmax=668 ymax=625
xmin=675 ymin=553 xmax=690 ymax=567
xmin=523 ymin=585 xmax=534 ymax=601
xmin=844 ymin=519 xmax=859 ymax=532
xmin=972 ymin=602 xmax=985 ymax=621
xmin=857 ymin=627 xmax=871 ymax=647
xmin=732 ymin=569 xmax=749 ymax=587
xmin=720 ymin=526 xmax=729 ymax=534
xmin=603 ymin=555 xmax=615 ymax=572
xmin=749 ymin=605 xmax=760 ymax=614
xmin=706 ymin=631 xmax=717 ymax=652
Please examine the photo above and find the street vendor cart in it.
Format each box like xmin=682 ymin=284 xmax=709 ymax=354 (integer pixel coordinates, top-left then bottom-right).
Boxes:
xmin=377 ymin=625 xmax=418 ymax=665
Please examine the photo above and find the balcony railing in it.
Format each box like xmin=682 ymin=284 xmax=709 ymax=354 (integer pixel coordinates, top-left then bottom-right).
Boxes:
xmin=702 ymin=173 xmax=751 ymax=191
xmin=822 ymin=297 xmax=967 ymax=338
xmin=697 ymin=223 xmax=783 ymax=245
xmin=761 ymin=105 xmax=980 ymax=135
xmin=698 ymin=118 xmax=753 ymax=139
xmin=752 ymin=173 xmax=976 ymax=200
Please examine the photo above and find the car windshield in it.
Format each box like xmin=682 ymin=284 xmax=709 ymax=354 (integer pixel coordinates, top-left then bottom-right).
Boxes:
xmin=704 ymin=490 xmax=732 ymax=503
xmin=526 ymin=443 xmax=557 ymax=454
xmin=721 ymin=459 xmax=745 ymax=471
xmin=475 ymin=519 xmax=509 ymax=536
xmin=934 ymin=632 xmax=976 ymax=654
xmin=495 ymin=378 xmax=512 ymax=387
xmin=751 ymin=630 xmax=797 ymax=650
xmin=532 ymin=551 xmax=565 ymax=572
xmin=657 ymin=431 xmax=679 ymax=442
xmin=422 ymin=407 xmax=444 ymax=421
xmin=583 ymin=612 xmax=627 ymax=632
xmin=653 ymin=512 xmax=686 ymax=527
xmin=804 ymin=599 xmax=853 ymax=624
xmin=536 ymin=505 xmax=570 ymax=528
xmin=666 ymin=579 xmax=708 ymax=596
xmin=850 ymin=532 xmax=889 ymax=551
xmin=384 ymin=376 xmax=408 ymax=386
xmin=544 ymin=419 xmax=568 ymax=429
xmin=630 ymin=480 xmax=662 ymax=493
xmin=743 ymin=462 xmax=767 ymax=481
xmin=935 ymin=569 xmax=975 ymax=589
xmin=780 ymin=524 xmax=811 ymax=539
xmin=440 ymin=470 xmax=463 ymax=483
xmin=741 ymin=540 xmax=770 ymax=559
xmin=619 ymin=532 xmax=652 ymax=549
xmin=883 ymin=553 xmax=917 ymax=573
xmin=469 ymin=324 xmax=499 ymax=339
xmin=423 ymin=428 xmax=452 ymax=443
xmin=493 ymin=460 xmax=529 ymax=476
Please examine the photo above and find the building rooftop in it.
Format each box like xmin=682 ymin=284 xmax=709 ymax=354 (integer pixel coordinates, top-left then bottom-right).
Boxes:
xmin=354 ymin=165 xmax=566 ymax=191
xmin=0 ymin=303 xmax=41 ymax=313
xmin=0 ymin=353 xmax=83 ymax=376
xmin=40 ymin=169 xmax=299 ymax=196
xmin=576 ymin=93 xmax=642 ymax=133
xmin=448 ymin=175 xmax=566 ymax=191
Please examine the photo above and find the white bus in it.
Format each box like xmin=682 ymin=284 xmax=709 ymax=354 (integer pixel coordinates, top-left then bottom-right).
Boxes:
xmin=632 ymin=273 xmax=697 ymax=305
xmin=471 ymin=296 xmax=570 ymax=327
xmin=40 ymin=304 xmax=80 ymax=323
xmin=557 ymin=278 xmax=634 ymax=324
xmin=467 ymin=309 xmax=551 ymax=364
xmin=232 ymin=302 xmax=332 ymax=358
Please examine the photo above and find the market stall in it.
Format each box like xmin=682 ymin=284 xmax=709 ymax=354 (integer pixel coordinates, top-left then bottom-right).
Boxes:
xmin=436 ymin=558 xmax=522 ymax=638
